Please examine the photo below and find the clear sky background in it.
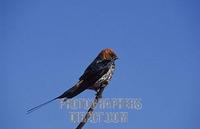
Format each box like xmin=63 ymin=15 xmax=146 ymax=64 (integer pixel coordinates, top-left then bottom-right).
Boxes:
xmin=1 ymin=0 xmax=200 ymax=129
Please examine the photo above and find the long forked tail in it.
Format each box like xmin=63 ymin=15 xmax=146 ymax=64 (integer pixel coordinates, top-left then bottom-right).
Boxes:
xmin=26 ymin=97 xmax=58 ymax=114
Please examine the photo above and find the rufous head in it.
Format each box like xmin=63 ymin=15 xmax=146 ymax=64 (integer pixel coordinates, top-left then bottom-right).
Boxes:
xmin=99 ymin=48 xmax=118 ymax=60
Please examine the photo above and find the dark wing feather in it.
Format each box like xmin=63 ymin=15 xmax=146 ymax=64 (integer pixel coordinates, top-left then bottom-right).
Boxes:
xmin=58 ymin=58 xmax=111 ymax=99
xmin=57 ymin=80 xmax=88 ymax=99
xmin=79 ymin=58 xmax=112 ymax=81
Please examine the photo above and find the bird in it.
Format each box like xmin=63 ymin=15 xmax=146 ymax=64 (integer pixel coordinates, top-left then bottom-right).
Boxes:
xmin=27 ymin=48 xmax=118 ymax=114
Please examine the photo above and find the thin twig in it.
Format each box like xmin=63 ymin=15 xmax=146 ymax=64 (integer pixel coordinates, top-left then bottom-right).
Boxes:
xmin=76 ymin=87 xmax=105 ymax=129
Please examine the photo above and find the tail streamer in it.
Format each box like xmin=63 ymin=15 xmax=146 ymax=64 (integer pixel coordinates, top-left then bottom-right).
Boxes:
xmin=26 ymin=98 xmax=57 ymax=114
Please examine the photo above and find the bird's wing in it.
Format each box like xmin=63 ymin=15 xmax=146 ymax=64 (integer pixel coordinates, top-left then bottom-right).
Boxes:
xmin=58 ymin=59 xmax=111 ymax=99
xmin=57 ymin=80 xmax=88 ymax=99
xmin=57 ymin=67 xmax=109 ymax=99
xmin=79 ymin=59 xmax=111 ymax=81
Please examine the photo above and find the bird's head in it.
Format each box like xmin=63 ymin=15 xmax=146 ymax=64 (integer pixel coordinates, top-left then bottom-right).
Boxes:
xmin=99 ymin=48 xmax=118 ymax=61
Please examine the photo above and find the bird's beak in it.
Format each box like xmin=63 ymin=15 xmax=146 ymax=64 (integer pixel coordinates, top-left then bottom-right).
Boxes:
xmin=115 ymin=57 xmax=119 ymax=60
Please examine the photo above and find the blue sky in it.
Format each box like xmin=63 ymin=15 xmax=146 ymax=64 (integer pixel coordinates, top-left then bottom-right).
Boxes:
xmin=1 ymin=0 xmax=200 ymax=129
